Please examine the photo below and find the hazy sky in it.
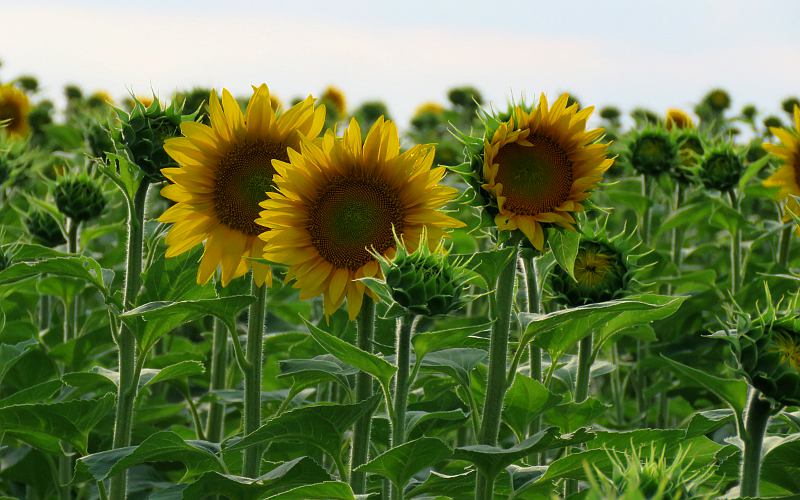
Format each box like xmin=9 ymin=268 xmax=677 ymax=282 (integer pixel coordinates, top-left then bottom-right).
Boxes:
xmin=2 ymin=0 xmax=798 ymax=125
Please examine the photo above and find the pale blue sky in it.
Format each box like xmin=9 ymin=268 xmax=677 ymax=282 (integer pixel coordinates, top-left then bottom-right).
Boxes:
xmin=2 ymin=0 xmax=798 ymax=125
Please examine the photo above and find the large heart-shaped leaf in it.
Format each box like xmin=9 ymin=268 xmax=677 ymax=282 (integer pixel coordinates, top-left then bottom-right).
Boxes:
xmin=502 ymin=375 xmax=562 ymax=440
xmin=355 ymin=437 xmax=452 ymax=488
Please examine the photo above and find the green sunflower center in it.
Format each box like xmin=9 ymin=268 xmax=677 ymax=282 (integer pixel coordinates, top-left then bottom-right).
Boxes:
xmin=213 ymin=140 xmax=289 ymax=236
xmin=493 ymin=136 xmax=573 ymax=215
xmin=308 ymin=177 xmax=404 ymax=271
xmin=771 ymin=330 xmax=800 ymax=372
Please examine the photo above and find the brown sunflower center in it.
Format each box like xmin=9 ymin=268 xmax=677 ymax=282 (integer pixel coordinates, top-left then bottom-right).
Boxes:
xmin=308 ymin=176 xmax=404 ymax=271
xmin=213 ymin=140 xmax=289 ymax=236
xmin=493 ymin=136 xmax=573 ymax=215
xmin=0 ymin=101 xmax=21 ymax=130
xmin=794 ymin=149 xmax=800 ymax=187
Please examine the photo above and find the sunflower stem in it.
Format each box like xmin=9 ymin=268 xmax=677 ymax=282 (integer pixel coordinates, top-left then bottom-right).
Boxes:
xmin=522 ymin=255 xmax=543 ymax=464
xmin=670 ymin=183 xmax=686 ymax=275
xmin=392 ymin=314 xmax=416 ymax=449
xmin=778 ymin=223 xmax=793 ymax=268
xmin=476 ymin=244 xmax=519 ymax=500
xmin=610 ymin=343 xmax=625 ymax=425
xmin=205 ymin=317 xmax=228 ymax=443
xmin=242 ymin=277 xmax=268 ymax=478
xmin=109 ymin=181 xmax=149 ymax=500
xmin=565 ymin=333 xmax=594 ymax=496
xmin=740 ymin=389 xmax=772 ymax=497
xmin=64 ymin=219 xmax=79 ymax=343
xmin=728 ymin=190 xmax=742 ymax=295
xmin=349 ymin=296 xmax=376 ymax=494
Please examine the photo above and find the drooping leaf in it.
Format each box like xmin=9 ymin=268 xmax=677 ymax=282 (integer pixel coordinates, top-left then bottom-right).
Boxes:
xmin=140 ymin=361 xmax=206 ymax=389
xmin=412 ymin=322 xmax=493 ymax=361
xmin=660 ymin=355 xmax=748 ymax=413
xmin=420 ymin=348 xmax=487 ymax=388
xmin=356 ymin=437 xmax=452 ymax=488
xmin=545 ymin=227 xmax=581 ymax=280
xmin=544 ymin=398 xmax=609 ymax=434
xmin=75 ymin=431 xmax=222 ymax=482
xmin=0 ymin=256 xmax=109 ymax=296
xmin=0 ymin=339 xmax=38 ymax=386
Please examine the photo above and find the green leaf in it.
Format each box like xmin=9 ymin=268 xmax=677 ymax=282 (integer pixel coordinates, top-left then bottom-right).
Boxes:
xmin=278 ymin=355 xmax=357 ymax=390
xmin=545 ymin=227 xmax=580 ymax=280
xmin=412 ymin=321 xmax=493 ymax=361
xmin=303 ymin=318 xmax=396 ymax=390
xmin=0 ymin=379 xmax=62 ymax=407
xmin=406 ymin=409 xmax=469 ymax=438
xmin=265 ymin=482 xmax=354 ymax=500
xmin=420 ymin=348 xmax=487 ymax=388
xmin=544 ymin=398 xmax=609 ymax=433
xmin=684 ymin=409 xmax=735 ymax=438
xmin=0 ymin=339 xmax=38 ymax=386
xmin=656 ymin=201 xmax=713 ymax=235
xmin=460 ymin=247 xmax=517 ymax=290
xmin=76 ymin=430 xmax=222 ymax=482
xmin=739 ymin=154 xmax=772 ymax=191
xmin=355 ymin=437 xmax=452 ymax=487
xmin=761 ymin=434 xmax=800 ymax=494
xmin=660 ymin=355 xmax=748 ymax=413
xmin=149 ymin=457 xmax=332 ymax=500
xmin=0 ymin=257 xmax=108 ymax=296
xmin=502 ymin=375 xmax=562 ymax=440
xmin=120 ymin=296 xmax=254 ymax=352
xmin=0 ymin=394 xmax=114 ymax=454
xmin=454 ymin=427 xmax=593 ymax=481
xmin=224 ymin=396 xmax=381 ymax=475
xmin=140 ymin=360 xmax=205 ymax=389
xmin=520 ymin=294 xmax=686 ymax=361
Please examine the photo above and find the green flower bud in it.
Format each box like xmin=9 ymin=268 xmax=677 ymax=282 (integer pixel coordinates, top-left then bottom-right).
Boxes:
xmin=27 ymin=100 xmax=54 ymax=135
xmin=630 ymin=108 xmax=660 ymax=127
xmin=550 ymin=239 xmax=628 ymax=307
xmin=447 ymin=86 xmax=483 ymax=110
xmin=673 ymin=131 xmax=704 ymax=185
xmin=699 ymin=147 xmax=743 ymax=192
xmin=763 ymin=115 xmax=783 ymax=130
xmin=85 ymin=119 xmax=116 ymax=160
xmin=384 ymin=239 xmax=470 ymax=317
xmin=64 ymin=84 xmax=83 ymax=101
xmin=741 ymin=104 xmax=757 ymax=121
xmin=599 ymin=106 xmax=621 ymax=125
xmin=737 ymin=317 xmax=800 ymax=407
xmin=353 ymin=101 xmax=390 ymax=131
xmin=119 ymin=97 xmax=189 ymax=183
xmin=54 ymin=175 xmax=106 ymax=222
xmin=781 ymin=97 xmax=800 ymax=116
xmin=26 ymin=208 xmax=65 ymax=247
xmin=704 ymin=88 xmax=731 ymax=113
xmin=628 ymin=129 xmax=679 ymax=177
xmin=746 ymin=139 xmax=767 ymax=163
xmin=15 ymin=76 xmax=39 ymax=94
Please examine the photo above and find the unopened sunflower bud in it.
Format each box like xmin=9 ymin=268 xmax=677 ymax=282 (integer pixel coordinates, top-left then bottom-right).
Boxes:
xmin=699 ymin=147 xmax=743 ymax=192
xmin=737 ymin=317 xmax=800 ymax=407
xmin=384 ymin=239 xmax=470 ymax=317
xmin=550 ymin=239 xmax=629 ymax=307
xmin=119 ymin=97 xmax=188 ymax=183
xmin=54 ymin=175 xmax=106 ymax=222
xmin=628 ymin=129 xmax=678 ymax=177
xmin=26 ymin=208 xmax=65 ymax=247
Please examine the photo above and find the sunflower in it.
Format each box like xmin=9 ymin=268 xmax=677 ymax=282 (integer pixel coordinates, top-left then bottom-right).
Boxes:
xmin=481 ymin=93 xmax=613 ymax=250
xmin=0 ymin=84 xmax=31 ymax=138
xmin=763 ymin=105 xmax=800 ymax=202
xmin=665 ymin=108 xmax=694 ymax=130
xmin=158 ymin=84 xmax=325 ymax=287
xmin=321 ymin=85 xmax=347 ymax=117
xmin=257 ymin=117 xmax=463 ymax=319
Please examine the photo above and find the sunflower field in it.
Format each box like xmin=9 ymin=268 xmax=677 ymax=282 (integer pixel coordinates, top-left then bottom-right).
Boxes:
xmin=1 ymin=65 xmax=800 ymax=500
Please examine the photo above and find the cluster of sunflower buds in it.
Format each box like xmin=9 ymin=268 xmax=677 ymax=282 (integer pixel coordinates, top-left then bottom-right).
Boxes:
xmin=118 ymin=97 xmax=189 ymax=183
xmin=550 ymin=239 xmax=629 ymax=307
xmin=26 ymin=208 xmax=65 ymax=247
xmin=382 ymin=236 xmax=471 ymax=317
xmin=54 ymin=174 xmax=106 ymax=223
xmin=735 ymin=314 xmax=800 ymax=407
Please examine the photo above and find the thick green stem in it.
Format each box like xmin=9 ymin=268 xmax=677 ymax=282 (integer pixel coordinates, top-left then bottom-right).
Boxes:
xmin=574 ymin=334 xmax=593 ymax=403
xmin=523 ymin=256 xmax=543 ymax=464
xmin=476 ymin=245 xmax=519 ymax=500
xmin=778 ymin=223 xmax=792 ymax=268
xmin=205 ymin=317 xmax=228 ymax=442
xmin=349 ymin=296 xmax=376 ymax=493
xmin=64 ymin=220 xmax=79 ymax=343
xmin=729 ymin=191 xmax=742 ymax=295
xmin=39 ymin=295 xmax=51 ymax=332
xmin=740 ymin=390 xmax=772 ymax=497
xmin=610 ymin=344 xmax=625 ymax=425
xmin=635 ymin=340 xmax=647 ymax=419
xmin=670 ymin=183 xmax=686 ymax=275
xmin=242 ymin=279 xmax=268 ymax=477
xmin=391 ymin=315 xmax=415 ymax=449
xmin=108 ymin=181 xmax=149 ymax=500
xmin=640 ymin=175 xmax=653 ymax=246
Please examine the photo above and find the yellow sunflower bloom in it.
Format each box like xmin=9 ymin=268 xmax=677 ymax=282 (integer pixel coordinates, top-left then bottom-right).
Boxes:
xmin=158 ymin=84 xmax=325 ymax=287
xmin=482 ymin=93 xmax=613 ymax=250
xmin=0 ymin=84 xmax=31 ymax=138
xmin=665 ymin=108 xmax=694 ymax=130
xmin=257 ymin=117 xmax=464 ymax=319
xmin=764 ymin=105 xmax=800 ymax=199
xmin=413 ymin=102 xmax=445 ymax=118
